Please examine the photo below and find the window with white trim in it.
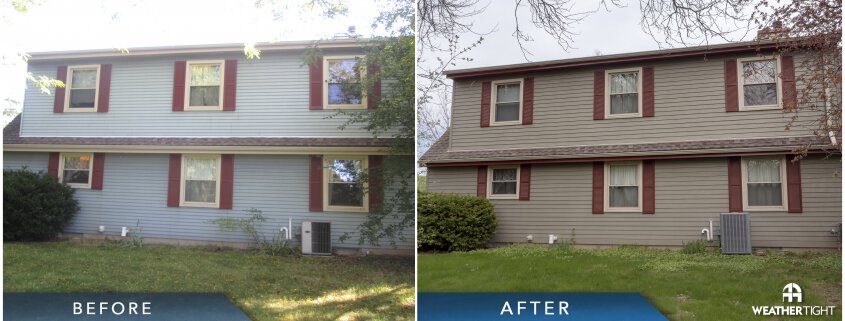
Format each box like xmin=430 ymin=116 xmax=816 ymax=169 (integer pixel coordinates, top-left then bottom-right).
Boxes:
xmin=487 ymin=166 xmax=519 ymax=199
xmin=186 ymin=61 xmax=223 ymax=110
xmin=59 ymin=153 xmax=93 ymax=188
xmin=743 ymin=157 xmax=787 ymax=210
xmin=65 ymin=65 xmax=100 ymax=112
xmin=324 ymin=156 xmax=368 ymax=212
xmin=738 ymin=57 xmax=780 ymax=110
xmin=491 ymin=79 xmax=522 ymax=124
xmin=606 ymin=68 xmax=642 ymax=117
xmin=324 ymin=56 xmax=365 ymax=109
xmin=181 ymin=154 xmax=220 ymax=207
xmin=605 ymin=162 xmax=642 ymax=211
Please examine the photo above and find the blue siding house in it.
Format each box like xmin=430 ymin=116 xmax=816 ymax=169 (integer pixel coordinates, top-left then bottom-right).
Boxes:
xmin=4 ymin=39 xmax=412 ymax=254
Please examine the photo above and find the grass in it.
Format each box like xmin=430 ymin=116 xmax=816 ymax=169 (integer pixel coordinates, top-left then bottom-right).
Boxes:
xmin=4 ymin=242 xmax=414 ymax=321
xmin=419 ymin=244 xmax=841 ymax=321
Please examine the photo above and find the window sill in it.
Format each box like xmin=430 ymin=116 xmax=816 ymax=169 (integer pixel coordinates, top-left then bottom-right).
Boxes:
xmin=488 ymin=194 xmax=518 ymax=200
xmin=605 ymin=113 xmax=642 ymax=119
xmin=325 ymin=205 xmax=369 ymax=213
xmin=739 ymin=105 xmax=781 ymax=111
xmin=489 ymin=121 xmax=521 ymax=126
xmin=66 ymin=184 xmax=92 ymax=189
xmin=324 ymin=104 xmax=367 ymax=110
xmin=179 ymin=202 xmax=220 ymax=208
xmin=184 ymin=107 xmax=224 ymax=111
xmin=604 ymin=207 xmax=643 ymax=213
xmin=744 ymin=206 xmax=788 ymax=212
xmin=64 ymin=108 xmax=98 ymax=113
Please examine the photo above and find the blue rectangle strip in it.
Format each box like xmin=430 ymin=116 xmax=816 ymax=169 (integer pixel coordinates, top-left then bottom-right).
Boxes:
xmin=418 ymin=292 xmax=669 ymax=321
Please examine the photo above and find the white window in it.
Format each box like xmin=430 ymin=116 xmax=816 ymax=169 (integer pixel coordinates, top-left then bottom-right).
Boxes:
xmin=59 ymin=153 xmax=93 ymax=188
xmin=324 ymin=56 xmax=366 ymax=109
xmin=742 ymin=156 xmax=788 ymax=211
xmin=185 ymin=61 xmax=224 ymax=110
xmin=64 ymin=65 xmax=100 ymax=112
xmin=487 ymin=166 xmax=520 ymax=199
xmin=490 ymin=79 xmax=523 ymax=124
xmin=324 ymin=156 xmax=368 ymax=212
xmin=605 ymin=67 xmax=642 ymax=118
xmin=738 ymin=57 xmax=781 ymax=110
xmin=605 ymin=161 xmax=642 ymax=212
xmin=181 ymin=154 xmax=221 ymax=207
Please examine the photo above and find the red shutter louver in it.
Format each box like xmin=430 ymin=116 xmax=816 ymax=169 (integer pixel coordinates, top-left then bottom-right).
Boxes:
xmin=522 ymin=77 xmax=534 ymax=125
xmin=781 ymin=55 xmax=797 ymax=110
xmin=309 ymin=155 xmax=324 ymax=212
xmin=480 ymin=81 xmax=491 ymax=127
xmin=53 ymin=66 xmax=68 ymax=113
xmin=91 ymin=153 xmax=105 ymax=190
xmin=167 ymin=154 xmax=181 ymax=207
xmin=642 ymin=67 xmax=654 ymax=117
xmin=785 ymin=156 xmax=803 ymax=213
xmin=592 ymin=162 xmax=604 ymax=214
xmin=309 ymin=57 xmax=323 ymax=110
xmin=223 ymin=60 xmax=237 ymax=111
xmin=367 ymin=64 xmax=381 ymax=109
xmin=97 ymin=64 xmax=111 ymax=113
xmin=47 ymin=152 xmax=60 ymax=179
xmin=642 ymin=160 xmax=655 ymax=214
xmin=519 ymin=164 xmax=531 ymax=200
xmin=219 ymin=154 xmax=234 ymax=209
xmin=172 ymin=61 xmax=186 ymax=112
xmin=593 ymin=71 xmax=605 ymax=120
xmin=368 ymin=155 xmax=383 ymax=211
xmin=727 ymin=156 xmax=743 ymax=212
xmin=724 ymin=59 xmax=739 ymax=112
xmin=476 ymin=165 xmax=488 ymax=197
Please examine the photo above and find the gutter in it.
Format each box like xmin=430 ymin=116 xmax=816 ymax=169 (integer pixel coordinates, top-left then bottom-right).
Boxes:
xmin=3 ymin=144 xmax=392 ymax=155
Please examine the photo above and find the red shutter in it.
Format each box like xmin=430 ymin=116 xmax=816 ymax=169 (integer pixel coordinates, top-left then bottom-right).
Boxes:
xmin=593 ymin=71 xmax=605 ymax=120
xmin=53 ymin=66 xmax=67 ymax=113
xmin=167 ymin=154 xmax=181 ymax=207
xmin=727 ymin=156 xmax=743 ymax=212
xmin=786 ymin=156 xmax=803 ymax=213
xmin=309 ymin=57 xmax=323 ymax=110
xmin=223 ymin=60 xmax=237 ymax=111
xmin=480 ymin=81 xmax=491 ymax=127
xmin=724 ymin=59 xmax=739 ymax=112
xmin=367 ymin=64 xmax=381 ymax=109
xmin=219 ymin=154 xmax=234 ymax=209
xmin=309 ymin=155 xmax=323 ymax=212
xmin=642 ymin=160 xmax=655 ymax=214
xmin=519 ymin=164 xmax=531 ymax=200
xmin=592 ymin=162 xmax=604 ymax=214
xmin=642 ymin=67 xmax=654 ymax=117
xmin=781 ymin=55 xmax=797 ymax=110
xmin=172 ymin=61 xmax=186 ymax=112
xmin=522 ymin=77 xmax=534 ymax=125
xmin=91 ymin=153 xmax=105 ymax=190
xmin=97 ymin=64 xmax=111 ymax=113
xmin=476 ymin=165 xmax=488 ymax=197
xmin=47 ymin=152 xmax=60 ymax=179
xmin=368 ymin=155 xmax=383 ymax=211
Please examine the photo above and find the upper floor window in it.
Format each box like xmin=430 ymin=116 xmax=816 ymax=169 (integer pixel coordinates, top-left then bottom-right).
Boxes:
xmin=743 ymin=156 xmax=787 ymax=211
xmin=605 ymin=161 xmax=642 ymax=212
xmin=59 ymin=153 xmax=93 ymax=188
xmin=606 ymin=68 xmax=642 ymax=118
xmin=324 ymin=156 xmax=368 ymax=212
xmin=487 ymin=165 xmax=520 ymax=199
xmin=738 ymin=57 xmax=780 ymax=110
xmin=491 ymin=79 xmax=522 ymax=124
xmin=65 ymin=65 xmax=100 ymax=112
xmin=186 ymin=61 xmax=223 ymax=110
xmin=181 ymin=154 xmax=220 ymax=207
xmin=324 ymin=56 xmax=365 ymax=109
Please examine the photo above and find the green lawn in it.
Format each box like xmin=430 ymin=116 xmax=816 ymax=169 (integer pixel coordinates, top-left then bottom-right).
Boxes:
xmin=4 ymin=242 xmax=414 ymax=321
xmin=419 ymin=245 xmax=841 ymax=321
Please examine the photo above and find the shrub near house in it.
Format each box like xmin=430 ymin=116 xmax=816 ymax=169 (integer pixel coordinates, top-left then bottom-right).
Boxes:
xmin=4 ymin=168 xmax=79 ymax=241
xmin=418 ymin=192 xmax=496 ymax=252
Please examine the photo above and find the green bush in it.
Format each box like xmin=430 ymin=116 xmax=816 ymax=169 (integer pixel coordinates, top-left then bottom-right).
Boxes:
xmin=681 ymin=240 xmax=708 ymax=254
xmin=418 ymin=192 xmax=496 ymax=252
xmin=4 ymin=168 xmax=79 ymax=241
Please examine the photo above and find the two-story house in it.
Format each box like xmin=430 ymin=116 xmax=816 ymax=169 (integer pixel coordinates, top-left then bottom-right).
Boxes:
xmin=421 ymin=39 xmax=841 ymax=250
xmin=4 ymin=39 xmax=412 ymax=254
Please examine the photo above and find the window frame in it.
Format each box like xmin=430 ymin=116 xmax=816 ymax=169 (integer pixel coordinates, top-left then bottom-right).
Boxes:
xmin=179 ymin=154 xmax=222 ymax=208
xmin=489 ymin=78 xmax=524 ymax=126
xmin=741 ymin=156 xmax=789 ymax=211
xmin=323 ymin=55 xmax=367 ymax=110
xmin=486 ymin=165 xmax=520 ymax=199
xmin=323 ymin=155 xmax=369 ymax=212
xmin=604 ymin=67 xmax=643 ymax=119
xmin=58 ymin=152 xmax=94 ymax=189
xmin=184 ymin=60 xmax=225 ymax=111
xmin=604 ymin=161 xmax=643 ymax=212
xmin=63 ymin=65 xmax=101 ymax=112
xmin=737 ymin=56 xmax=782 ymax=111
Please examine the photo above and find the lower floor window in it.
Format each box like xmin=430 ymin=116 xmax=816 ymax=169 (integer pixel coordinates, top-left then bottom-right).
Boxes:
xmin=182 ymin=154 xmax=220 ymax=206
xmin=606 ymin=162 xmax=641 ymax=210
xmin=745 ymin=157 xmax=785 ymax=208
xmin=325 ymin=156 xmax=367 ymax=211
xmin=488 ymin=166 xmax=519 ymax=199
xmin=60 ymin=153 xmax=93 ymax=188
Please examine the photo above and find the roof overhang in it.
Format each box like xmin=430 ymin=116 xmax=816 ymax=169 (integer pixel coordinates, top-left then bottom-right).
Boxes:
xmin=4 ymin=144 xmax=391 ymax=155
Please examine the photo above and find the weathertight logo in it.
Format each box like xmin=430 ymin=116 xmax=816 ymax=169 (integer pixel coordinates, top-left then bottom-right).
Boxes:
xmin=783 ymin=283 xmax=802 ymax=303
xmin=751 ymin=283 xmax=836 ymax=317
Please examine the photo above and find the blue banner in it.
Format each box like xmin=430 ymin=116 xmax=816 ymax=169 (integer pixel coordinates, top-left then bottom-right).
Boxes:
xmin=4 ymin=293 xmax=252 ymax=321
xmin=418 ymin=292 xmax=668 ymax=321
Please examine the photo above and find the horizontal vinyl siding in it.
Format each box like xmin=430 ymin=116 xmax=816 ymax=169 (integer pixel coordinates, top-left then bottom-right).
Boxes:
xmin=449 ymin=54 xmax=820 ymax=151
xmin=426 ymin=155 xmax=841 ymax=248
xmin=4 ymin=152 xmax=49 ymax=171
